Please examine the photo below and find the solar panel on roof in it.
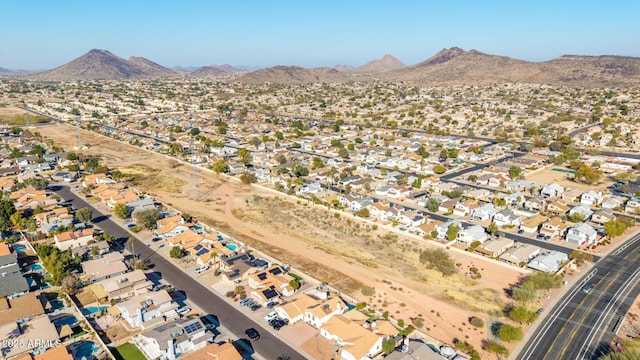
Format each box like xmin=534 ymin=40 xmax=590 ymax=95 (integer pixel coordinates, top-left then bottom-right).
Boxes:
xmin=184 ymin=322 xmax=203 ymax=334
xmin=263 ymin=289 xmax=278 ymax=299
xmin=196 ymin=248 xmax=209 ymax=256
xmin=257 ymin=273 xmax=267 ymax=280
xmin=194 ymin=244 xmax=203 ymax=251
xmin=269 ymin=267 xmax=282 ymax=275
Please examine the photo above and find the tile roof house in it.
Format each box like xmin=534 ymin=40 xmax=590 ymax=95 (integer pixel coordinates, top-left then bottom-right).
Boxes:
xmin=181 ymin=342 xmax=242 ymax=360
xmin=493 ymin=208 xmax=521 ymax=227
xmin=591 ymin=208 xmax=616 ymax=225
xmin=0 ymin=291 xmax=46 ymax=327
xmin=304 ymin=296 xmax=348 ymax=329
xmin=0 ymin=315 xmax=59 ymax=359
xmin=566 ymin=223 xmax=598 ymax=246
xmin=569 ymin=204 xmax=594 ymax=220
xmin=81 ymin=252 xmax=128 ymax=283
xmin=527 ymin=251 xmax=568 ymax=273
xmin=541 ymin=183 xmax=564 ymax=198
xmin=547 ymin=201 xmax=570 ymax=215
xmin=320 ymin=315 xmax=387 ymax=360
xmin=247 ymin=265 xmax=296 ymax=304
xmin=540 ymin=217 xmax=572 ymax=239
xmin=53 ymin=229 xmax=95 ymax=251
xmin=116 ymin=290 xmax=178 ymax=329
xmin=135 ymin=317 xmax=212 ymax=360
xmin=475 ymin=237 xmax=515 ymax=257
xmin=580 ymin=190 xmax=604 ymax=206
xmin=275 ymin=293 xmax=322 ymax=324
xmin=456 ymin=225 xmax=488 ymax=247
xmin=90 ymin=269 xmax=151 ymax=302
xmin=499 ymin=244 xmax=541 ymax=266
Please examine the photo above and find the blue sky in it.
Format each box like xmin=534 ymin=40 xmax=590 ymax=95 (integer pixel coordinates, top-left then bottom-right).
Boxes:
xmin=1 ymin=0 xmax=639 ymax=69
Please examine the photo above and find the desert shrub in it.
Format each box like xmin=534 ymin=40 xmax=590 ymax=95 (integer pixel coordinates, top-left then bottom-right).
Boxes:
xmin=469 ymin=316 xmax=484 ymax=328
xmin=361 ymin=286 xmax=376 ymax=296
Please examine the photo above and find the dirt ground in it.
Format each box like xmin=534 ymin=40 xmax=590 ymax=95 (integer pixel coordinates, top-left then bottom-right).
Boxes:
xmin=525 ymin=165 xmax=613 ymax=192
xmin=38 ymin=124 xmax=546 ymax=354
xmin=0 ymin=106 xmax=28 ymax=119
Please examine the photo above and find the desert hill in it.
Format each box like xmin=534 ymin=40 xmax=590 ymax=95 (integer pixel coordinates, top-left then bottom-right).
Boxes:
xmin=28 ymin=49 xmax=177 ymax=80
xmin=238 ymin=66 xmax=352 ymax=84
xmin=191 ymin=64 xmax=245 ymax=77
xmin=354 ymin=54 xmax=406 ymax=73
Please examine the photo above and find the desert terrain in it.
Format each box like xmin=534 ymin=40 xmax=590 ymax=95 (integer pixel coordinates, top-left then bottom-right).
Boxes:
xmin=38 ymin=123 xmax=562 ymax=354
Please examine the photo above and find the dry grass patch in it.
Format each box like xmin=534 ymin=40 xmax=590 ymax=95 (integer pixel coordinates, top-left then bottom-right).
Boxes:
xmin=440 ymin=288 xmax=504 ymax=314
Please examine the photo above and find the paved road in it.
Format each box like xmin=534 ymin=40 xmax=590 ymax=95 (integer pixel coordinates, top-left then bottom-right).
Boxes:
xmin=518 ymin=233 xmax=640 ymax=360
xmin=49 ymin=185 xmax=306 ymax=360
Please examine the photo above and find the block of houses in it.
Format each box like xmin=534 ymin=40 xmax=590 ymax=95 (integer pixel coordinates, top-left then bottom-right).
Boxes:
xmin=591 ymin=208 xmax=616 ymax=225
xmin=81 ymin=252 xmax=128 ymax=283
xmin=566 ymin=223 xmax=598 ymax=246
xmin=527 ymin=251 xmax=568 ymax=273
xmin=568 ymin=204 xmax=594 ymax=221
xmin=247 ymin=265 xmax=296 ymax=304
xmin=135 ymin=317 xmax=212 ymax=360
xmin=541 ymin=183 xmax=564 ymax=198
xmin=580 ymin=190 xmax=603 ymax=206
xmin=540 ymin=217 xmax=572 ymax=239
xmin=475 ymin=237 xmax=515 ymax=257
xmin=499 ymin=244 xmax=541 ymax=266
xmin=456 ymin=225 xmax=488 ymax=247
xmin=115 ymin=290 xmax=178 ymax=329
xmin=547 ymin=201 xmax=570 ymax=215
xmin=493 ymin=208 xmax=521 ymax=227
xmin=53 ymin=229 xmax=95 ymax=251
xmin=90 ymin=269 xmax=151 ymax=302
xmin=320 ymin=315 xmax=388 ymax=360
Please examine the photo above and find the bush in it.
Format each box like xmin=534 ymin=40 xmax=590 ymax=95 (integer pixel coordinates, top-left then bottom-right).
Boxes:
xmin=412 ymin=317 xmax=424 ymax=329
xmin=469 ymin=316 xmax=484 ymax=328
xmin=169 ymin=246 xmax=185 ymax=259
xmin=361 ymin=286 xmax=376 ymax=296
xmin=497 ymin=324 xmax=524 ymax=342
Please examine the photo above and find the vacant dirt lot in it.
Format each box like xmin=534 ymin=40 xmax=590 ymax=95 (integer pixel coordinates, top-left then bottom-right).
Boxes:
xmin=39 ymin=123 xmax=532 ymax=353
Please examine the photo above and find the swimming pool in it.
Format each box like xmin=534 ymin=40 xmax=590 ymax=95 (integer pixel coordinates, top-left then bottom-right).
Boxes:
xmin=13 ymin=244 xmax=27 ymax=253
xmin=82 ymin=306 xmax=109 ymax=316
xmin=25 ymin=264 xmax=44 ymax=272
xmin=552 ymin=167 xmax=576 ymax=174
xmin=50 ymin=299 xmax=66 ymax=311
xmin=69 ymin=341 xmax=96 ymax=360
xmin=226 ymin=244 xmax=237 ymax=251
xmin=217 ymin=235 xmax=224 ymax=241
xmin=53 ymin=315 xmax=78 ymax=328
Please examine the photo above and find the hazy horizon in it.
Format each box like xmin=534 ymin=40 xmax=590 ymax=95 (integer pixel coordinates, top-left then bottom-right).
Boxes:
xmin=1 ymin=0 xmax=639 ymax=70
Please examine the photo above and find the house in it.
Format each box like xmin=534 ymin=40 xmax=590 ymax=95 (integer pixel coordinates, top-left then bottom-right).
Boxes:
xmin=471 ymin=203 xmax=498 ymax=221
xmin=435 ymin=220 xmax=463 ymax=240
xmin=475 ymin=237 xmax=515 ymax=257
xmin=0 ymin=177 xmax=15 ymax=192
xmin=601 ymin=196 xmax=626 ymax=210
xmin=387 ymin=185 xmax=411 ymax=199
xmin=625 ymin=198 xmax=640 ymax=214
xmin=219 ymin=253 xmax=264 ymax=285
xmin=320 ymin=315 xmax=387 ymax=360
xmin=561 ymin=188 xmax=582 ymax=203
xmin=81 ymin=252 xmax=128 ymax=283
xmin=0 ymin=315 xmax=59 ymax=359
xmin=438 ymin=198 xmax=461 ymax=214
xmin=414 ymin=220 xmax=443 ymax=238
xmin=135 ymin=317 xmax=212 ymax=360
xmin=0 ymin=254 xmax=29 ymax=299
xmin=116 ymin=290 xmax=178 ymax=329
xmin=453 ymin=199 xmax=478 ymax=217
xmin=540 ymin=217 xmax=572 ymax=239
xmin=90 ymin=269 xmax=151 ymax=302
xmin=0 ymin=292 xmax=46 ymax=327
xmin=493 ymin=208 xmax=521 ymax=227
xmin=385 ymin=339 xmax=444 ymax=360
xmin=591 ymin=208 xmax=616 ymax=225
xmin=82 ymin=173 xmax=116 ymax=187
xmin=181 ymin=342 xmax=242 ymax=360
xmin=566 ymin=223 xmax=598 ymax=246
xmin=247 ymin=265 xmax=296 ymax=304
xmin=304 ymin=297 xmax=348 ymax=329
xmin=275 ymin=293 xmax=322 ymax=324
xmin=499 ymin=244 xmax=541 ymax=266
xmin=505 ymin=192 xmax=526 ymax=208
xmin=351 ymin=197 xmax=374 ymax=212
xmin=580 ymin=190 xmax=604 ymax=206
xmin=53 ymin=229 xmax=95 ymax=251
xmin=397 ymin=210 xmax=425 ymax=228
xmin=456 ymin=225 xmax=488 ymax=247
xmin=546 ymin=201 xmax=570 ymax=215
xmin=519 ymin=214 xmax=548 ymax=234
xmin=527 ymin=251 xmax=569 ymax=273
xmin=569 ymin=204 xmax=594 ymax=221
xmin=524 ymin=196 xmax=547 ymax=212
xmin=541 ymin=183 xmax=564 ymax=198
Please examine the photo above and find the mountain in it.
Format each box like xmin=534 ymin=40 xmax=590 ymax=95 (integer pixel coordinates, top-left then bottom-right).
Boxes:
xmin=354 ymin=54 xmax=406 ymax=73
xmin=128 ymin=56 xmax=177 ymax=77
xmin=191 ymin=64 xmax=245 ymax=77
xmin=334 ymin=64 xmax=355 ymax=72
xmin=237 ymin=66 xmax=352 ymax=84
xmin=29 ymin=49 xmax=176 ymax=80
xmin=172 ymin=65 xmax=200 ymax=72
xmin=387 ymin=47 xmax=640 ymax=87
xmin=0 ymin=67 xmax=33 ymax=77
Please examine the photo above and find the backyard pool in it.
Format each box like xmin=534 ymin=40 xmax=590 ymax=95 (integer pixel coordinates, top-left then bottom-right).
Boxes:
xmin=69 ymin=341 xmax=96 ymax=360
xmin=82 ymin=306 xmax=109 ymax=316
xmin=225 ymin=244 xmax=238 ymax=251
xmin=25 ymin=264 xmax=44 ymax=272
xmin=53 ymin=315 xmax=78 ymax=328
xmin=50 ymin=299 xmax=66 ymax=311
xmin=12 ymin=244 xmax=27 ymax=253
xmin=217 ymin=235 xmax=224 ymax=241
xmin=552 ymin=167 xmax=576 ymax=174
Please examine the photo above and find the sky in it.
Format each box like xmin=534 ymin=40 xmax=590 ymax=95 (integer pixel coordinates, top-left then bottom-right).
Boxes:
xmin=1 ymin=0 xmax=639 ymax=70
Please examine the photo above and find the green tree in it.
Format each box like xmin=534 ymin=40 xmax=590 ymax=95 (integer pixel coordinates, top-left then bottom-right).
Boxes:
xmin=312 ymin=157 xmax=324 ymax=169
xmin=447 ymin=224 xmax=461 ymax=241
xmin=114 ymin=203 xmax=132 ymax=219
xmin=575 ymin=165 xmax=603 ymax=185
xmin=133 ymin=208 xmax=162 ymax=230
xmin=527 ymin=272 xmax=564 ymax=292
xmin=212 ymin=159 xmax=228 ymax=173
xmin=508 ymin=305 xmax=538 ymax=325
xmin=169 ymin=142 xmax=184 ymax=156
xmin=604 ymin=219 xmax=627 ymax=238
xmin=419 ymin=248 xmax=457 ymax=277
xmin=338 ymin=147 xmax=349 ymax=158
xmin=439 ymin=149 xmax=449 ymax=160
xmin=497 ymin=324 xmax=524 ymax=342
xmin=288 ymin=279 xmax=300 ymax=290
xmin=509 ymin=166 xmax=522 ymax=179
xmin=512 ymin=283 xmax=537 ymax=302
xmin=382 ymin=338 xmax=397 ymax=355
xmin=76 ymin=208 xmax=93 ymax=223
xmin=170 ymin=246 xmax=185 ymax=258
xmin=23 ymin=177 xmax=49 ymax=190
xmin=240 ymin=173 xmax=257 ymax=184
xmin=432 ymin=164 xmax=447 ymax=174
xmin=355 ymin=208 xmax=370 ymax=218
xmin=486 ymin=340 xmax=509 ymax=358
xmin=425 ymin=198 xmax=440 ymax=212
xmin=190 ymin=128 xmax=200 ymax=136
xmin=90 ymin=246 xmax=100 ymax=258
xmin=237 ymin=148 xmax=252 ymax=165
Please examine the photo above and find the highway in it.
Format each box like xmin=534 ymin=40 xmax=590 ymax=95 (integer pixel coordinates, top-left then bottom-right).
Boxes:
xmin=518 ymin=233 xmax=640 ymax=360
xmin=49 ymin=184 xmax=306 ymax=360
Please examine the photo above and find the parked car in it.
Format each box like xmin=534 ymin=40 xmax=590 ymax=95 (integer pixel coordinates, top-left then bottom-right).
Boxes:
xmin=176 ymin=307 xmax=191 ymax=316
xmin=240 ymin=298 xmax=253 ymax=306
xmin=266 ymin=301 xmax=279 ymax=309
xmin=245 ymin=328 xmax=260 ymax=341
xmin=250 ymin=304 xmax=262 ymax=311
xmin=195 ymin=265 xmax=209 ymax=274
xmin=151 ymin=284 xmax=167 ymax=292
xmin=273 ymin=318 xmax=289 ymax=330
xmin=517 ymin=229 xmax=524 ymax=234
xmin=264 ymin=311 xmax=278 ymax=322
